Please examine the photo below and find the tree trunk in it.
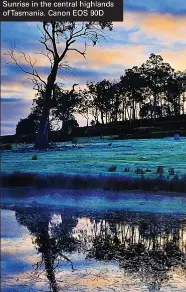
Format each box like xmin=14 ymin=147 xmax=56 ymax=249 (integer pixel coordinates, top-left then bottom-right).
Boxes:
xmin=115 ymin=107 xmax=118 ymax=122
xmin=44 ymin=252 xmax=58 ymax=292
xmin=122 ymin=102 xmax=124 ymax=121
xmin=101 ymin=111 xmax=104 ymax=124
xmin=129 ymin=107 xmax=132 ymax=124
xmin=60 ymin=115 xmax=66 ymax=133
xmin=95 ymin=107 xmax=99 ymax=123
xmin=132 ymin=99 xmax=136 ymax=121
xmin=126 ymin=107 xmax=130 ymax=120
xmin=153 ymin=95 xmax=157 ymax=124
xmin=182 ymin=93 xmax=185 ymax=114
xmin=35 ymin=105 xmax=50 ymax=149
xmin=124 ymin=107 xmax=127 ymax=121
xmin=160 ymin=96 xmax=163 ymax=117
xmin=35 ymin=62 xmax=58 ymax=149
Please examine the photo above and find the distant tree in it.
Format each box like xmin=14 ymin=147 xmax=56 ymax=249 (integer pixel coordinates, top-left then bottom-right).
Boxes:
xmin=84 ymin=84 xmax=99 ymax=124
xmin=109 ymin=81 xmax=121 ymax=122
xmin=120 ymin=66 xmax=146 ymax=121
xmin=78 ymin=89 xmax=91 ymax=127
xmin=87 ymin=80 xmax=113 ymax=124
xmin=166 ymin=71 xmax=186 ymax=116
xmin=30 ymin=91 xmax=54 ymax=132
xmin=117 ymin=81 xmax=129 ymax=121
xmin=139 ymin=103 xmax=153 ymax=120
xmin=30 ymin=92 xmax=44 ymax=120
xmin=61 ymin=118 xmax=79 ymax=135
xmin=141 ymin=54 xmax=173 ymax=123
xmin=180 ymin=70 xmax=186 ymax=114
xmin=51 ymin=84 xmax=80 ymax=132
xmin=16 ymin=117 xmax=38 ymax=136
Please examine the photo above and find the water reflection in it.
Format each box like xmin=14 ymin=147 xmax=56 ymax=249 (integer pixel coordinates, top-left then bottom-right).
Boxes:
xmin=3 ymin=209 xmax=186 ymax=291
xmin=15 ymin=210 xmax=79 ymax=292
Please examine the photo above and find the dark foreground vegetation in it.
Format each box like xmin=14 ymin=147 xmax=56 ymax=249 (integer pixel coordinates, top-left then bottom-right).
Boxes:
xmin=1 ymin=172 xmax=186 ymax=193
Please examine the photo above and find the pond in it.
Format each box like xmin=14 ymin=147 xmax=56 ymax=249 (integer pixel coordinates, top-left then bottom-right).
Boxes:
xmin=2 ymin=190 xmax=186 ymax=291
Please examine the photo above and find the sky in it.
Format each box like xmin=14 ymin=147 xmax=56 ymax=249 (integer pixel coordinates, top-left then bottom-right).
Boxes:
xmin=1 ymin=0 xmax=186 ymax=135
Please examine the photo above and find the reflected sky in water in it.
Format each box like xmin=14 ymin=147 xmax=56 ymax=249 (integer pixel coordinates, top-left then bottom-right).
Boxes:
xmin=2 ymin=206 xmax=186 ymax=291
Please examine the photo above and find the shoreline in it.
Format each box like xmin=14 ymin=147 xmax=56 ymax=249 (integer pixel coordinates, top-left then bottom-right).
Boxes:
xmin=2 ymin=185 xmax=186 ymax=196
xmin=1 ymin=187 xmax=186 ymax=214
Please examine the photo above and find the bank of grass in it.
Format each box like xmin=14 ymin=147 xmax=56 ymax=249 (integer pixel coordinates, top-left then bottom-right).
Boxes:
xmin=1 ymin=172 xmax=186 ymax=193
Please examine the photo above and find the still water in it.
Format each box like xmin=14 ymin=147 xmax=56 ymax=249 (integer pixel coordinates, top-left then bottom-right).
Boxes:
xmin=2 ymin=199 xmax=186 ymax=292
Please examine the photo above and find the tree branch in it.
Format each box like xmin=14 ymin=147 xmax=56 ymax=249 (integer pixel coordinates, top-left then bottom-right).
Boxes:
xmin=4 ymin=44 xmax=46 ymax=86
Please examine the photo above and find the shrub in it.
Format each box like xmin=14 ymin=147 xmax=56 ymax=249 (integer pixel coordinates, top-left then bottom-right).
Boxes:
xmin=72 ymin=137 xmax=78 ymax=146
xmin=1 ymin=172 xmax=37 ymax=187
xmin=32 ymin=154 xmax=38 ymax=160
xmin=0 ymin=172 xmax=186 ymax=193
xmin=0 ymin=144 xmax=12 ymax=150
xmin=156 ymin=166 xmax=164 ymax=174
xmin=168 ymin=168 xmax=175 ymax=175
xmin=152 ymin=185 xmax=160 ymax=192
xmin=16 ymin=117 xmax=38 ymax=136
xmin=135 ymin=168 xmax=145 ymax=175
xmin=108 ymin=165 xmax=117 ymax=172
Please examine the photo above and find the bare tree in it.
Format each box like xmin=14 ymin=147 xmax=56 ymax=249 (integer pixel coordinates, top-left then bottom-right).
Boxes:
xmin=4 ymin=21 xmax=113 ymax=149
xmin=78 ymin=88 xmax=91 ymax=127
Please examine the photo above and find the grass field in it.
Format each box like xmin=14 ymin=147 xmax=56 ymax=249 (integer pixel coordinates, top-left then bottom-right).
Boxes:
xmin=1 ymin=137 xmax=186 ymax=179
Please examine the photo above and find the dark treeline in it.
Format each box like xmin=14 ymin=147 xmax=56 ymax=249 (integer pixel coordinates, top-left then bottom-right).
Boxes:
xmin=16 ymin=53 xmax=186 ymax=137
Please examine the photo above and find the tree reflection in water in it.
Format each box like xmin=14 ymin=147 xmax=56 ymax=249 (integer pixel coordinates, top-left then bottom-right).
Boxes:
xmin=15 ymin=209 xmax=186 ymax=291
xmin=16 ymin=209 xmax=79 ymax=292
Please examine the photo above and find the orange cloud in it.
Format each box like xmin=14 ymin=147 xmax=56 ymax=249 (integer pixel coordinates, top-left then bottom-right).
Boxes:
xmin=159 ymin=49 xmax=186 ymax=71
xmin=67 ymin=44 xmax=151 ymax=72
xmin=116 ymin=11 xmax=186 ymax=44
xmin=2 ymin=81 xmax=34 ymax=99
xmin=140 ymin=13 xmax=186 ymax=42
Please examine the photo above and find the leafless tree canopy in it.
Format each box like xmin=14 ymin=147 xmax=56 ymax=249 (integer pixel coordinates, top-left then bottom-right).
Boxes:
xmin=4 ymin=21 xmax=113 ymax=91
